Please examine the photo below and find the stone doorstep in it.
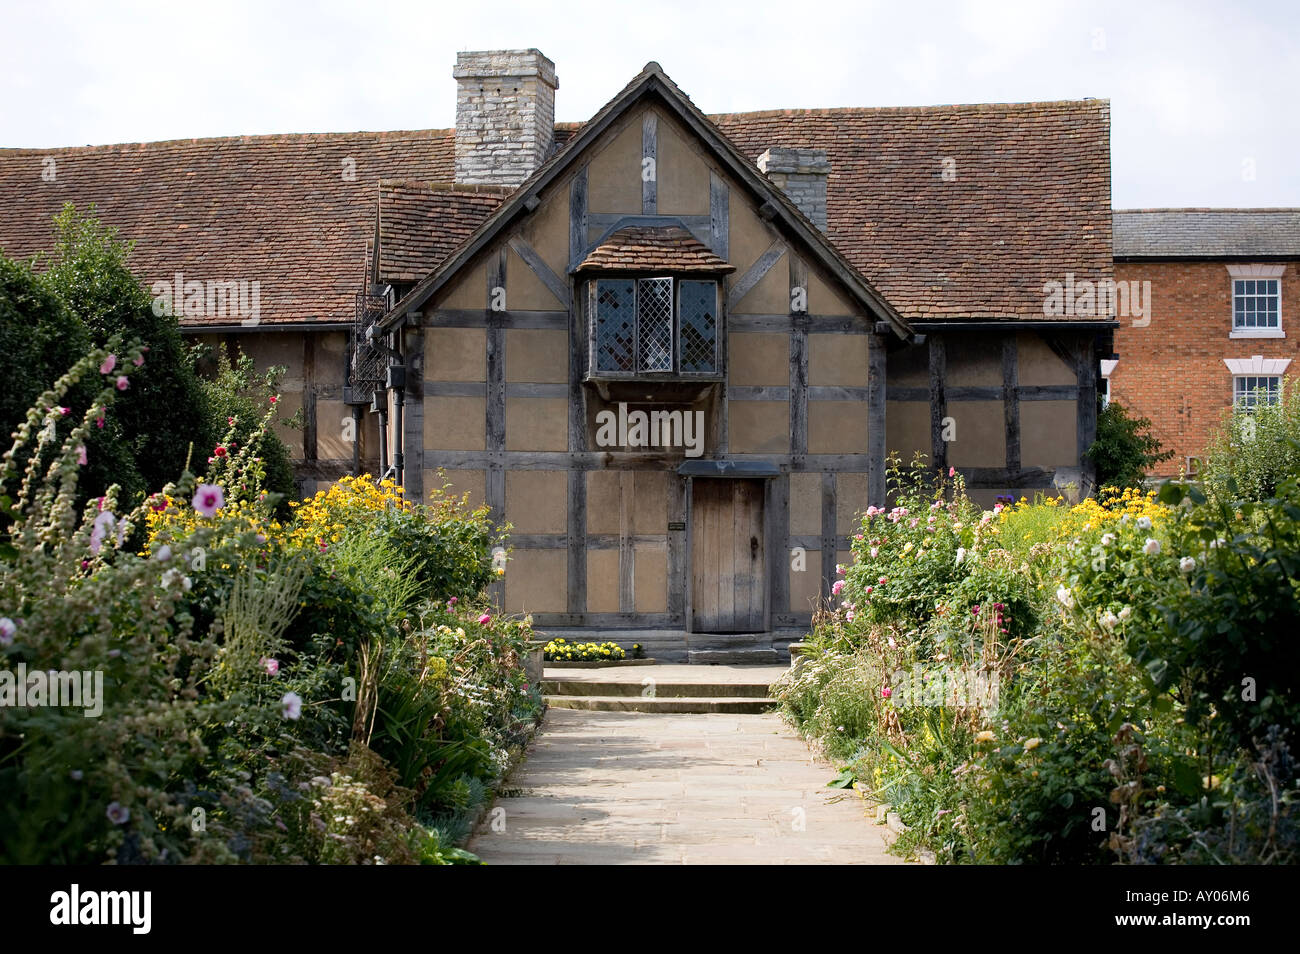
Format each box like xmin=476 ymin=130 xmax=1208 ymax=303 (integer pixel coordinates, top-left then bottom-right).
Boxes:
xmin=686 ymin=649 xmax=782 ymax=665
xmin=544 ymin=695 xmax=776 ymax=714
xmin=542 ymin=679 xmax=772 ymax=698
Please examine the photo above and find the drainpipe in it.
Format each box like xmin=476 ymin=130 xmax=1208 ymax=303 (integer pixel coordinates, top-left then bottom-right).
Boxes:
xmin=389 ymin=330 xmax=405 ymax=486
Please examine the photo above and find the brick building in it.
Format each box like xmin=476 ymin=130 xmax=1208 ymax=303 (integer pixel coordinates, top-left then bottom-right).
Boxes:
xmin=1112 ymin=209 xmax=1300 ymax=477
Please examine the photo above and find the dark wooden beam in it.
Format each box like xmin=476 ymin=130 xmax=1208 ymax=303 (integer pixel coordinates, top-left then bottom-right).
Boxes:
xmin=867 ymin=331 xmax=887 ymax=507
xmin=569 ymin=165 xmax=588 ymax=272
xmin=1002 ymin=333 xmax=1021 ymax=476
xmin=821 ymin=472 xmax=836 ymax=599
xmin=726 ymin=240 xmax=786 ymax=310
xmin=642 ymin=112 xmax=657 ymax=215
xmin=709 ymin=171 xmax=729 ymax=261
xmin=507 ymin=236 xmax=570 ymax=309
xmin=928 ymin=334 xmax=947 ymax=472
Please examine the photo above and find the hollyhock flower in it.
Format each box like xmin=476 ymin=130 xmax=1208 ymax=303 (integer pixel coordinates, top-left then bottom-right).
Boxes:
xmin=1143 ymin=538 xmax=1161 ymax=556
xmin=281 ymin=692 xmax=303 ymax=720
xmin=831 ymin=580 xmax=845 ymax=596
xmin=115 ymin=376 xmax=129 ymax=391
xmin=213 ymin=445 xmax=227 ymax=458
xmin=835 ymin=564 xmax=846 ymax=576
xmin=58 ymin=406 xmax=70 ymax=416
xmin=881 ymin=687 xmax=892 ymax=699
xmin=1179 ymin=556 xmax=1196 ymax=573
xmin=192 ymin=484 xmax=225 ymax=517
xmin=76 ymin=444 xmax=87 ymax=466
xmin=269 ymin=395 xmax=278 ymax=405
xmin=153 ymin=544 xmax=172 ymax=562
xmin=99 ymin=354 xmax=116 ymax=375
xmin=478 ymin=613 xmax=492 ymax=625
xmin=0 ymin=617 xmax=16 ymax=646
xmin=89 ymin=510 xmax=115 ymax=554
xmin=262 ymin=657 xmax=280 ymax=676
xmin=95 ymin=416 xmax=105 ymax=429
xmin=106 ymin=802 xmax=130 ymax=825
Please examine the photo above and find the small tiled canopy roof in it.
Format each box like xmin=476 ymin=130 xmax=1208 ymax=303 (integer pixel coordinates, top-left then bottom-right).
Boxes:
xmin=575 ymin=225 xmax=736 ymax=274
xmin=378 ymin=180 xmax=507 ymax=283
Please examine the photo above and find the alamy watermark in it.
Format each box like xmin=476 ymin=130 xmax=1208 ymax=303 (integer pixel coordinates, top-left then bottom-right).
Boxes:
xmin=151 ymin=271 xmax=261 ymax=325
xmin=0 ymin=664 xmax=104 ymax=717
xmin=890 ymin=665 xmax=999 ymax=709
xmin=1043 ymin=273 xmax=1152 ymax=327
xmin=594 ymin=403 xmax=705 ymax=457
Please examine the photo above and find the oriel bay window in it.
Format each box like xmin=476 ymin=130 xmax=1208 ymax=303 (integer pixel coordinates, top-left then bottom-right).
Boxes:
xmin=590 ymin=277 xmax=720 ymax=376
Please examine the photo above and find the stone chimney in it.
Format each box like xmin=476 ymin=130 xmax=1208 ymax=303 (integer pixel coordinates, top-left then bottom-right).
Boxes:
xmin=454 ymin=49 xmax=558 ymax=187
xmin=757 ymin=148 xmax=830 ymax=230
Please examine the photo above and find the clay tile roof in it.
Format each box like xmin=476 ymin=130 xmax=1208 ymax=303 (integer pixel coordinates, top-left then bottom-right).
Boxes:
xmin=710 ymin=101 xmax=1114 ymax=322
xmin=0 ymin=97 xmax=1112 ymax=326
xmin=0 ymin=129 xmax=454 ymax=326
xmin=1113 ymin=208 xmax=1300 ymax=258
xmin=576 ymin=225 xmax=736 ymax=274
xmin=377 ymin=181 xmax=508 ymax=283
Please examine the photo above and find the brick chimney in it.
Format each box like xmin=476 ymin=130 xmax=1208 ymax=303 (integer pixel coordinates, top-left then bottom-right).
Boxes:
xmin=453 ymin=49 xmax=558 ymax=187
xmin=757 ymin=148 xmax=830 ymax=231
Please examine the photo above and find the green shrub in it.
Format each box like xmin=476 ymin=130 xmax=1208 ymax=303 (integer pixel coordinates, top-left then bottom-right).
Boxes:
xmin=1202 ymin=388 xmax=1300 ymax=502
xmin=1086 ymin=400 xmax=1173 ymax=488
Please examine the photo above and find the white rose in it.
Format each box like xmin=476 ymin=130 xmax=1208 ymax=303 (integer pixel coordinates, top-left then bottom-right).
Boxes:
xmin=1117 ymin=606 xmax=1132 ymax=621
xmin=1055 ymin=585 xmax=1074 ymax=609
xmin=1137 ymin=516 xmax=1152 ymax=530
xmin=1179 ymin=556 xmax=1196 ymax=573
xmin=1143 ymin=538 xmax=1161 ymax=556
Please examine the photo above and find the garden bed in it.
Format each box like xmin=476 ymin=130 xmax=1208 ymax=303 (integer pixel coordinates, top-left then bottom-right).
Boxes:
xmin=543 ymin=658 xmax=658 ymax=668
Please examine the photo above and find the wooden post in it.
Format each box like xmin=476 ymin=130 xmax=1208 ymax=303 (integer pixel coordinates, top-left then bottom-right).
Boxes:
xmin=1002 ymin=332 xmax=1021 ymax=478
xmin=867 ymin=331 xmax=887 ymax=506
xmin=928 ymin=334 xmax=947 ymax=474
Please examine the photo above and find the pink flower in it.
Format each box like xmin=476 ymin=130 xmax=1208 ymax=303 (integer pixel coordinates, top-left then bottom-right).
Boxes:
xmin=132 ymin=355 xmax=145 ymax=367
xmin=213 ymin=445 xmax=227 ymax=458
xmin=865 ymin=585 xmax=874 ymax=595
xmin=0 ymin=617 xmax=16 ymax=646
xmin=89 ymin=510 xmax=115 ymax=554
xmin=478 ymin=613 xmax=492 ymax=625
xmin=881 ymin=687 xmax=892 ymax=699
xmin=261 ymin=657 xmax=280 ymax=676
xmin=58 ymin=406 xmax=70 ymax=416
xmin=972 ymin=605 xmax=981 ymax=615
xmin=115 ymin=376 xmax=129 ymax=391
xmin=105 ymin=801 xmax=130 ymax=825
xmin=831 ymin=580 xmax=845 ymax=595
xmin=99 ymin=354 xmax=117 ymax=375
xmin=191 ymin=483 xmax=225 ymax=518
xmin=878 ymin=576 xmax=888 ymax=584
xmin=95 ymin=416 xmax=105 ymax=429
xmin=269 ymin=395 xmax=278 ymax=405
xmin=870 ymin=547 xmax=879 ymax=558
xmin=76 ymin=444 xmax=87 ymax=466
xmin=949 ymin=466 xmax=956 ymax=477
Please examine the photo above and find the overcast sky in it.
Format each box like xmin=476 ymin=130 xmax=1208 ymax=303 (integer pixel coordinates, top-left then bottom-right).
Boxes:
xmin=2 ymin=0 xmax=1296 ymax=208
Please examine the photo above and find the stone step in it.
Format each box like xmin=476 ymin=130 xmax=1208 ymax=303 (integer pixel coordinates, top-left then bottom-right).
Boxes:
xmin=685 ymin=633 xmax=771 ymax=650
xmin=687 ymin=648 xmax=782 ymax=665
xmin=542 ymin=679 xmax=771 ymax=698
xmin=544 ymin=695 xmax=776 ymax=714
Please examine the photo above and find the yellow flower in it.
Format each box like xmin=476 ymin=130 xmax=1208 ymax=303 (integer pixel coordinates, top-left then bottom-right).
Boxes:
xmin=1024 ymin=737 xmax=1041 ymax=751
xmin=975 ymin=730 xmax=996 ymax=743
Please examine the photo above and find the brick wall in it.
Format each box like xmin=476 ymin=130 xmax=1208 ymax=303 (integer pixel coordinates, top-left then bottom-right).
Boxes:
xmin=1111 ymin=260 xmax=1300 ymax=476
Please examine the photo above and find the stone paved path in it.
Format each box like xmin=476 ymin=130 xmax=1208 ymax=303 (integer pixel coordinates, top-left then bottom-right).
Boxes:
xmin=467 ymin=707 xmax=908 ymax=864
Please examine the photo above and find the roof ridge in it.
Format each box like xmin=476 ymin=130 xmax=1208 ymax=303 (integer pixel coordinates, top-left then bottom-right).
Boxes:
xmin=379 ymin=179 xmax=513 ymax=194
xmin=707 ymin=98 xmax=1109 ymax=120
xmin=1116 ymin=207 xmax=1300 ymax=214
xmin=0 ymin=128 xmax=452 ymax=155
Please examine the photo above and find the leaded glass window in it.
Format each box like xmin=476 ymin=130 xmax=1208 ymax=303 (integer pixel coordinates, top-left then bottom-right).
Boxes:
xmin=591 ymin=277 xmax=720 ymax=375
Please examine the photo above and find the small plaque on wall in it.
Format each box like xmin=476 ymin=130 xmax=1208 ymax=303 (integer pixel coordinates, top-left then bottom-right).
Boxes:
xmin=668 ymin=521 xmax=686 ymax=531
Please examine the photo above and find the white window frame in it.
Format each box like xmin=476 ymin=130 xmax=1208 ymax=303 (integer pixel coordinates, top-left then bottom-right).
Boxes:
xmin=1228 ymin=264 xmax=1285 ymax=339
xmin=1233 ymin=374 xmax=1282 ymax=409
xmin=1099 ymin=358 xmax=1117 ymax=409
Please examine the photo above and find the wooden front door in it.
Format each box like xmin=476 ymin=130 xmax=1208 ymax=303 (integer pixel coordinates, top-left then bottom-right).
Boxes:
xmin=690 ymin=478 xmax=766 ymax=633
